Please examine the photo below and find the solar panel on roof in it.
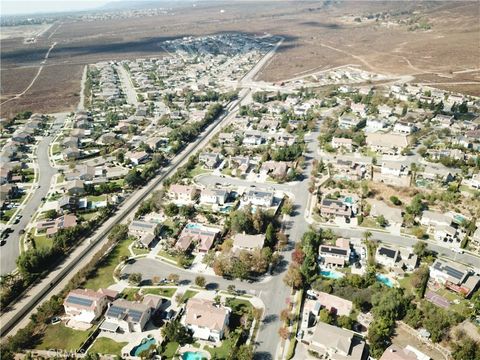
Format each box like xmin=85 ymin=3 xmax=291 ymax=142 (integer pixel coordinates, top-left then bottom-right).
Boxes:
xmin=444 ymin=265 xmax=464 ymax=280
xmin=128 ymin=310 xmax=144 ymax=322
xmin=67 ymin=296 xmax=94 ymax=307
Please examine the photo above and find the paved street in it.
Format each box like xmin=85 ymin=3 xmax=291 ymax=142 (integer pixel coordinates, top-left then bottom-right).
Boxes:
xmin=1 ymin=113 xmax=67 ymax=275
xmin=116 ymin=64 xmax=139 ymax=106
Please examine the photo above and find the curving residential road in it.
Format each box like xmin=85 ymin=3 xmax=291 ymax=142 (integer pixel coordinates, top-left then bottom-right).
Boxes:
xmin=0 ymin=113 xmax=67 ymax=276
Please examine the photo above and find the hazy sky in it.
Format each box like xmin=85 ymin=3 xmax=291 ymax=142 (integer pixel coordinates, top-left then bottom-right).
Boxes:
xmin=1 ymin=0 xmax=113 ymax=15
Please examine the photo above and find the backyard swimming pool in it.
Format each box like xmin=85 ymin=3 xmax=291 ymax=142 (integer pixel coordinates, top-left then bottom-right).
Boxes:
xmin=182 ymin=351 xmax=206 ymax=360
xmin=320 ymin=269 xmax=345 ymax=279
xmin=130 ymin=338 xmax=156 ymax=357
xmin=376 ymin=274 xmax=394 ymax=288
xmin=186 ymin=223 xmax=202 ymax=230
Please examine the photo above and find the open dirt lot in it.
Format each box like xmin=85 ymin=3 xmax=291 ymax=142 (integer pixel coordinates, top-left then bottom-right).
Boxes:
xmin=1 ymin=1 xmax=479 ymax=117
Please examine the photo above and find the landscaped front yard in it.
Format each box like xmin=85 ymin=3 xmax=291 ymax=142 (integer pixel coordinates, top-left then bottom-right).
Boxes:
xmin=88 ymin=337 xmax=127 ymax=357
xmin=143 ymin=287 xmax=177 ymax=298
xmin=83 ymin=235 xmax=133 ymax=290
xmin=36 ymin=323 xmax=90 ymax=351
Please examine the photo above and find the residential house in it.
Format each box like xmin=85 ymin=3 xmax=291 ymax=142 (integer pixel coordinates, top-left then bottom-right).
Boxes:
xmin=218 ymin=132 xmax=236 ymax=145
xmin=307 ymin=322 xmax=367 ymax=360
xmin=36 ymin=214 xmax=78 ymax=237
xmin=331 ymin=137 xmax=353 ymax=151
xmin=393 ymin=122 xmax=415 ymax=134
xmin=433 ymin=114 xmax=454 ymax=128
xmin=129 ymin=220 xmax=158 ymax=248
xmin=366 ymin=118 xmax=386 ymax=131
xmin=65 ymin=180 xmax=85 ymax=196
xmin=0 ymin=184 xmax=20 ymax=202
xmin=175 ymin=223 xmax=221 ymax=253
xmin=62 ymin=137 xmax=79 ymax=149
xmin=230 ymin=156 xmax=250 ymax=175
xmin=369 ymin=200 xmax=403 ymax=228
xmin=102 ymin=299 xmax=152 ymax=333
xmin=376 ymin=246 xmax=399 ymax=268
xmin=126 ymin=151 xmax=150 ymax=166
xmin=232 ymin=233 xmax=265 ymax=252
xmin=245 ymin=190 xmax=274 ymax=207
xmin=366 ymin=133 xmax=408 ymax=155
xmin=260 ymin=161 xmax=290 ymax=179
xmin=183 ymin=298 xmax=230 ymax=342
xmin=320 ymin=198 xmax=351 ymax=218
xmin=315 ymin=291 xmax=353 ymax=317
xmin=63 ymin=289 xmax=108 ymax=324
xmin=420 ymin=211 xmax=452 ymax=228
xmin=430 ymin=259 xmax=479 ymax=297
xmin=200 ymin=188 xmax=228 ymax=205
xmin=319 ymin=238 xmax=351 ymax=268
xmin=63 ymin=147 xmax=81 ymax=160
xmin=418 ymin=164 xmax=456 ymax=184
xmin=169 ymin=184 xmax=197 ymax=202
xmin=381 ymin=161 xmax=408 ymax=177
xmin=339 ymin=115 xmax=362 ymax=129
xmin=243 ymin=131 xmax=265 ymax=146
xmin=275 ymin=133 xmax=296 ymax=147
xmin=199 ymin=152 xmax=221 ymax=169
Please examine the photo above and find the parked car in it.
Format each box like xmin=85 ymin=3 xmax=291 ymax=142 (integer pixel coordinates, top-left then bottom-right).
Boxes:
xmin=50 ymin=317 xmax=61 ymax=325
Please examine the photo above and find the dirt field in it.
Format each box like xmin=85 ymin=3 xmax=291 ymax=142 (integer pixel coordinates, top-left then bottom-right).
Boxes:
xmin=393 ymin=323 xmax=448 ymax=360
xmin=1 ymin=1 xmax=479 ymax=116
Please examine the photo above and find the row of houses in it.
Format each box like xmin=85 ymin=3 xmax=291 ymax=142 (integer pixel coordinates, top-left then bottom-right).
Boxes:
xmin=64 ymin=287 xmax=230 ymax=342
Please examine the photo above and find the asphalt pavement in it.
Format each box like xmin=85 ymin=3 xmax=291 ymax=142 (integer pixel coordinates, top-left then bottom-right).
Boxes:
xmin=1 ymin=113 xmax=67 ymax=276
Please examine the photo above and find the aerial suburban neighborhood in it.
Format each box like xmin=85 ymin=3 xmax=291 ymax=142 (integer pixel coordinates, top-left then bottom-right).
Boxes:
xmin=1 ymin=1 xmax=480 ymax=360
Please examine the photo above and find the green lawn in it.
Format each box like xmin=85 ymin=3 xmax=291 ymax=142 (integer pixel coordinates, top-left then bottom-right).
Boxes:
xmin=83 ymin=235 xmax=133 ymax=290
xmin=36 ymin=323 xmax=91 ymax=351
xmin=34 ymin=234 xmax=52 ymax=250
xmin=132 ymin=247 xmax=150 ymax=256
xmin=0 ymin=209 xmax=15 ymax=223
xmin=205 ymin=338 xmax=236 ymax=359
xmin=180 ymin=290 xmax=198 ymax=303
xmin=189 ymin=164 xmax=211 ymax=177
xmin=158 ymin=250 xmax=179 ymax=263
xmin=52 ymin=143 xmax=61 ymax=155
xmin=161 ymin=341 xmax=179 ymax=359
xmin=81 ymin=212 xmax=99 ymax=222
xmin=143 ymin=287 xmax=177 ymax=298
xmin=87 ymin=195 xmax=106 ymax=202
xmin=88 ymin=337 xmax=127 ymax=357
xmin=398 ymin=275 xmax=415 ymax=296
xmin=121 ymin=287 xmax=141 ymax=301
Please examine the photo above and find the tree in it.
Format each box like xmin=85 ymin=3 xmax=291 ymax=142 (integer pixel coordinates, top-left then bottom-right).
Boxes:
xmin=278 ymin=327 xmax=289 ymax=340
xmin=319 ymin=308 xmax=334 ymax=324
xmin=413 ymin=241 xmax=428 ymax=258
xmin=128 ymin=273 xmax=142 ymax=285
xmin=377 ymin=215 xmax=387 ymax=227
xmin=337 ymin=315 xmax=354 ymax=330
xmin=281 ymin=199 xmax=294 ymax=215
xmin=168 ymin=273 xmax=179 ymax=284
xmin=265 ymin=223 xmax=276 ymax=247
xmin=195 ymin=276 xmax=206 ymax=288
xmin=164 ymin=203 xmax=179 ymax=217
xmin=368 ymin=318 xmax=393 ymax=358
xmin=124 ymin=169 xmax=143 ymax=188
xmin=283 ymin=264 xmax=303 ymax=290
xmin=161 ymin=320 xmax=192 ymax=345
xmin=389 ymin=196 xmax=402 ymax=206
xmin=452 ymin=338 xmax=480 ymax=360
xmin=363 ymin=231 xmax=372 ymax=243
xmin=227 ymin=284 xmax=236 ymax=294
xmin=235 ymin=345 xmax=255 ymax=360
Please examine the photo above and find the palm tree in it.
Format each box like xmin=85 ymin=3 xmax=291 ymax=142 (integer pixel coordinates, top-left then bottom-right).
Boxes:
xmin=363 ymin=231 xmax=372 ymax=243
